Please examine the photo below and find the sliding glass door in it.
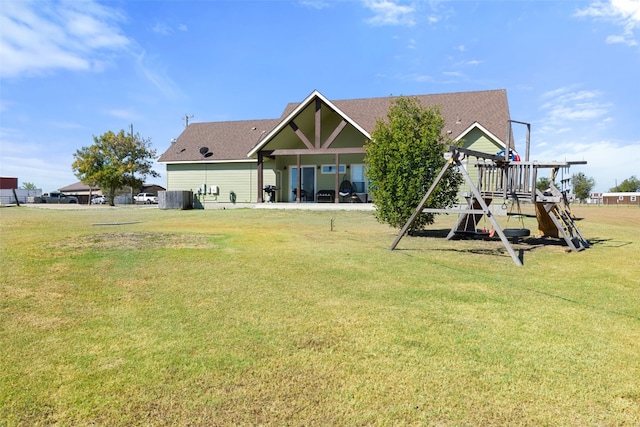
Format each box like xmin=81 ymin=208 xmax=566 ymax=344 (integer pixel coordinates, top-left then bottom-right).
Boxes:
xmin=290 ymin=166 xmax=315 ymax=202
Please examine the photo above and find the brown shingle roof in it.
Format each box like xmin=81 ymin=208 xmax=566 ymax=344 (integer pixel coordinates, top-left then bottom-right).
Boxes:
xmin=59 ymin=181 xmax=100 ymax=192
xmin=158 ymin=118 xmax=281 ymax=163
xmin=281 ymin=89 xmax=510 ymax=141
xmin=158 ymin=89 xmax=509 ymax=163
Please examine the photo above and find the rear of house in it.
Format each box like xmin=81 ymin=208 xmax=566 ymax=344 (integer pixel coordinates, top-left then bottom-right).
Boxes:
xmin=158 ymin=89 xmax=514 ymax=207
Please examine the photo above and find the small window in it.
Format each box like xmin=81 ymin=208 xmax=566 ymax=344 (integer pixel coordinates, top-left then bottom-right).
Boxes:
xmin=631 ymin=196 xmax=637 ymax=202
xmin=321 ymin=164 xmax=346 ymax=174
xmin=619 ymin=196 xmax=624 ymax=201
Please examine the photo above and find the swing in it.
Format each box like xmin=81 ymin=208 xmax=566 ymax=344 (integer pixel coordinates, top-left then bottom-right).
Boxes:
xmin=453 ymin=196 xmax=491 ymax=238
xmin=503 ymin=196 xmax=530 ymax=238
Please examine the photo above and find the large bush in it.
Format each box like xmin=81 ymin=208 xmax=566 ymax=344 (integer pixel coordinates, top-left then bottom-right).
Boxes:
xmin=365 ymin=96 xmax=462 ymax=231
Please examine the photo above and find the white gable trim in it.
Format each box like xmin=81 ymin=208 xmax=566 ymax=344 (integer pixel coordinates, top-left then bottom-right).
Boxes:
xmin=455 ymin=121 xmax=506 ymax=148
xmin=247 ymin=89 xmax=371 ymax=158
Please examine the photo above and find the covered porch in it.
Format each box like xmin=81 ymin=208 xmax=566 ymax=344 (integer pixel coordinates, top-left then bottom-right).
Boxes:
xmin=258 ymin=152 xmax=370 ymax=204
xmin=250 ymin=90 xmax=372 ymax=204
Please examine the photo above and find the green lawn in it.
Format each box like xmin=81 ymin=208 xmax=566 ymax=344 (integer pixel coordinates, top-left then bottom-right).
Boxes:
xmin=1 ymin=205 xmax=639 ymax=426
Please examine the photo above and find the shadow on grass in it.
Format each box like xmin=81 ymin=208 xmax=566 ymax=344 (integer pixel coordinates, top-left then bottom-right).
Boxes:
xmin=394 ymin=228 xmax=634 ymax=265
xmin=395 ymin=229 xmax=582 ymax=263
xmin=586 ymin=237 xmax=632 ymax=248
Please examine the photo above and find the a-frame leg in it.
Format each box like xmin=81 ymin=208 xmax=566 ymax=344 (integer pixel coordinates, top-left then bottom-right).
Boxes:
xmin=391 ymin=152 xmax=523 ymax=266
xmin=390 ymin=158 xmax=453 ymax=250
xmin=457 ymin=161 xmax=523 ymax=266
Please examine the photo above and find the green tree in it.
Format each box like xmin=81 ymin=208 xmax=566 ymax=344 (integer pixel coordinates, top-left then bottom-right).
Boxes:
xmin=610 ymin=175 xmax=640 ymax=192
xmin=571 ymin=172 xmax=595 ymax=203
xmin=536 ymin=176 xmax=552 ymax=192
xmin=72 ymin=130 xmax=159 ymax=206
xmin=365 ymin=96 xmax=462 ymax=231
xmin=20 ymin=182 xmax=37 ymax=190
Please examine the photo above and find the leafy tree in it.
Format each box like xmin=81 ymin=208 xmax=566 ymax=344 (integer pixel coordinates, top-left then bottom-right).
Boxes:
xmin=21 ymin=182 xmax=37 ymax=190
xmin=365 ymin=96 xmax=462 ymax=231
xmin=571 ymin=172 xmax=595 ymax=203
xmin=610 ymin=175 xmax=640 ymax=192
xmin=536 ymin=177 xmax=552 ymax=192
xmin=72 ymin=130 xmax=159 ymax=206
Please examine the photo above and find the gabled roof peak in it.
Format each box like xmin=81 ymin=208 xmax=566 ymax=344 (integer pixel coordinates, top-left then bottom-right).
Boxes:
xmin=246 ymin=89 xmax=370 ymax=158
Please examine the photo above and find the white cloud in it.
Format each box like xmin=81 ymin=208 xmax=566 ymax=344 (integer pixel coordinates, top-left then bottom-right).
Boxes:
xmin=299 ymin=0 xmax=332 ymax=9
xmin=152 ymin=22 xmax=173 ymax=36
xmin=363 ymin=0 xmax=416 ymax=26
xmin=532 ymin=86 xmax=637 ymax=191
xmin=152 ymin=22 xmax=188 ymax=35
xmin=134 ymin=51 xmax=184 ymax=100
xmin=443 ymin=71 xmax=463 ymax=77
xmin=105 ymin=109 xmax=142 ymax=121
xmin=539 ymin=88 xmax=611 ymax=125
xmin=575 ymin=0 xmax=640 ymax=46
xmin=532 ymin=139 xmax=639 ymax=191
xmin=0 ymin=0 xmax=130 ymax=79
xmin=46 ymin=120 xmax=85 ymax=130
xmin=0 ymin=131 xmax=77 ymax=191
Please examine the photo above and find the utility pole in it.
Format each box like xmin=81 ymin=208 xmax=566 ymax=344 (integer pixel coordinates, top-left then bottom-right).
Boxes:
xmin=130 ymin=123 xmax=135 ymax=204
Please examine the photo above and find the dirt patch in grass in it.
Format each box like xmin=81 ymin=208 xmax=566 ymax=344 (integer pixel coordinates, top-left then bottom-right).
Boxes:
xmin=54 ymin=232 xmax=221 ymax=251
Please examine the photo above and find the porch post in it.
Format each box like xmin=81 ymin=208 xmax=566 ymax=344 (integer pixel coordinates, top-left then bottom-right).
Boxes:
xmin=296 ymin=154 xmax=301 ymax=203
xmin=334 ymin=153 xmax=340 ymax=203
xmin=257 ymin=152 xmax=264 ymax=203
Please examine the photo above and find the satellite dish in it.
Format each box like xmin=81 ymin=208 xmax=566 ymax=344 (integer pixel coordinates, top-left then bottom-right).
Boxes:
xmin=199 ymin=146 xmax=209 ymax=155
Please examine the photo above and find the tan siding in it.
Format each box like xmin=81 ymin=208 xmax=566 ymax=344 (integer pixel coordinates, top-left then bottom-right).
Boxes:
xmin=457 ymin=128 xmax=504 ymax=200
xmin=167 ymin=163 xmax=275 ymax=203
xmin=460 ymin=127 xmax=503 ymax=155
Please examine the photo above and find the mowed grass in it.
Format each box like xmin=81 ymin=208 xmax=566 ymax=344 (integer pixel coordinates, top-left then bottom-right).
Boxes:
xmin=1 ymin=204 xmax=639 ymax=426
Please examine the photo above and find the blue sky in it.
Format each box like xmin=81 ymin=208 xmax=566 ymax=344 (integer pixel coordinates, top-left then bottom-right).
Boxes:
xmin=1 ymin=0 xmax=638 ymax=193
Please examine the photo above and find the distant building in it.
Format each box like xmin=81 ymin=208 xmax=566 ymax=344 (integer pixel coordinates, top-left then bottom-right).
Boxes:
xmin=59 ymin=181 xmax=165 ymax=204
xmin=589 ymin=192 xmax=603 ymax=204
xmin=0 ymin=177 xmax=41 ymax=204
xmin=0 ymin=177 xmax=18 ymax=190
xmin=602 ymin=192 xmax=640 ymax=206
xmin=59 ymin=181 xmax=101 ymax=204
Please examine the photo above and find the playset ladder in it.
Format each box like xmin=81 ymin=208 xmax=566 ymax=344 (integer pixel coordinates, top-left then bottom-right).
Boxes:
xmin=535 ymin=189 xmax=589 ymax=252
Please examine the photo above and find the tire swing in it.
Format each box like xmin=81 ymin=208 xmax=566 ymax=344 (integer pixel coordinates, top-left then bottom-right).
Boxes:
xmin=503 ymin=196 xmax=530 ymax=239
